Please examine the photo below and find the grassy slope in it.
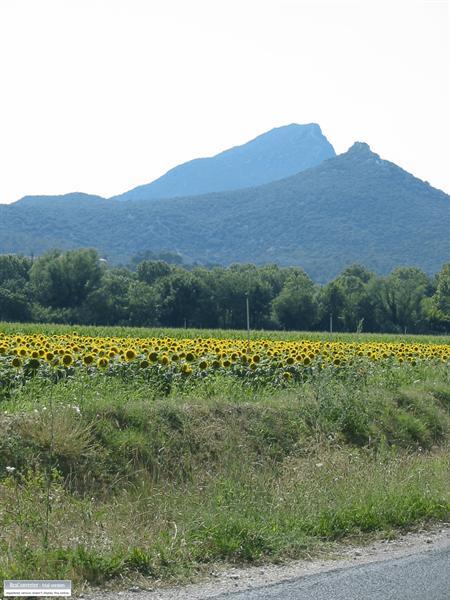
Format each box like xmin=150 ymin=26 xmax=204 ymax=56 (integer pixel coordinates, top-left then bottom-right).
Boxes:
xmin=0 ymin=358 xmax=449 ymax=588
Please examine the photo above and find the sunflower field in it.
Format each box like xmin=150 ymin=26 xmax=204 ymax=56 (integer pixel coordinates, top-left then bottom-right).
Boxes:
xmin=1 ymin=327 xmax=450 ymax=587
xmin=1 ymin=330 xmax=449 ymax=392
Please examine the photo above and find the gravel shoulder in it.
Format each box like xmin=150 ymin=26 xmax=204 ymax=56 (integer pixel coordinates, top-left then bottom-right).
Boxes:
xmin=82 ymin=524 xmax=450 ymax=600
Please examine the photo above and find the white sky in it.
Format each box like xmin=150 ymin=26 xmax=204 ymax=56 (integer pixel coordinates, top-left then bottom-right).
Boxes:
xmin=0 ymin=0 xmax=449 ymax=203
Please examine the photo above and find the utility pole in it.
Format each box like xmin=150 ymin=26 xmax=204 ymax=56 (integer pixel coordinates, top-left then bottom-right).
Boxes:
xmin=246 ymin=292 xmax=250 ymax=349
xmin=246 ymin=269 xmax=251 ymax=349
xmin=329 ymin=312 xmax=333 ymax=335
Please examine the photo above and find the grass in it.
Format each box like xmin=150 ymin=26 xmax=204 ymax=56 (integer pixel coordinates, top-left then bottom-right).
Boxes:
xmin=0 ymin=329 xmax=449 ymax=592
xmin=1 ymin=320 xmax=450 ymax=344
xmin=2 ymin=449 xmax=447 ymax=586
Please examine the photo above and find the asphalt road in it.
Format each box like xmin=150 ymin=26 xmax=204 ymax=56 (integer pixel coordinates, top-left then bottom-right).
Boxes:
xmin=212 ymin=545 xmax=450 ymax=600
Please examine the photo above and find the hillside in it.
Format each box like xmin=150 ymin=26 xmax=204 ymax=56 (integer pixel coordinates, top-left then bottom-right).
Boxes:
xmin=15 ymin=192 xmax=106 ymax=206
xmin=110 ymin=123 xmax=336 ymax=200
xmin=2 ymin=142 xmax=449 ymax=281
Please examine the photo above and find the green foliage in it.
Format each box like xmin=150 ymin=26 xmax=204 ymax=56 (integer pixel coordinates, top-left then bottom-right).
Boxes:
xmin=0 ymin=354 xmax=449 ymax=588
xmin=83 ymin=267 xmax=133 ymax=325
xmin=1 ymin=251 xmax=450 ymax=332
xmin=371 ymin=267 xmax=433 ymax=333
xmin=271 ymin=270 xmax=317 ymax=329
xmin=0 ymin=255 xmax=33 ymax=322
xmin=29 ymin=249 xmax=102 ymax=309
xmin=136 ymin=260 xmax=172 ymax=285
xmin=0 ymin=254 xmax=32 ymax=282
xmin=425 ymin=263 xmax=450 ymax=331
xmin=2 ymin=362 xmax=450 ymax=487
xmin=434 ymin=264 xmax=450 ymax=314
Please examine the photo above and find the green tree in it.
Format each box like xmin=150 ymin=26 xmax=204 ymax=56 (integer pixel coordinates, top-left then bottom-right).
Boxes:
xmin=153 ymin=269 xmax=208 ymax=327
xmin=127 ymin=280 xmax=159 ymax=326
xmin=0 ymin=255 xmax=33 ymax=321
xmin=371 ymin=267 xmax=431 ymax=333
xmin=333 ymin=265 xmax=376 ymax=332
xmin=30 ymin=249 xmax=102 ymax=309
xmin=271 ymin=270 xmax=317 ymax=330
xmin=423 ymin=263 xmax=450 ymax=331
xmin=433 ymin=263 xmax=450 ymax=316
xmin=136 ymin=260 xmax=172 ymax=286
xmin=0 ymin=287 xmax=30 ymax=321
xmin=316 ymin=281 xmax=346 ymax=331
xmin=84 ymin=267 xmax=132 ymax=325
xmin=0 ymin=255 xmax=32 ymax=283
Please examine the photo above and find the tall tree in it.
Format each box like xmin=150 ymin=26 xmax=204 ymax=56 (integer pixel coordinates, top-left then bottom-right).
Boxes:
xmin=30 ymin=249 xmax=102 ymax=309
xmin=271 ymin=269 xmax=317 ymax=330
xmin=423 ymin=263 xmax=450 ymax=331
xmin=371 ymin=267 xmax=431 ymax=333
xmin=333 ymin=265 xmax=376 ymax=332
xmin=136 ymin=260 xmax=172 ymax=285
xmin=84 ymin=267 xmax=133 ymax=325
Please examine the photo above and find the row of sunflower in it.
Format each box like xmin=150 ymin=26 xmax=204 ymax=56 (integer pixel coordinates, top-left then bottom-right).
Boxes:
xmin=0 ymin=332 xmax=449 ymax=381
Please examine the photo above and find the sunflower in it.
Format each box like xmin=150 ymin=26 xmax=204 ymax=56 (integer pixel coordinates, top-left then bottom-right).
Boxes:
xmin=125 ymin=348 xmax=137 ymax=361
xmin=181 ymin=364 xmax=192 ymax=376
xmin=62 ymin=354 xmax=73 ymax=366
xmin=27 ymin=358 xmax=40 ymax=370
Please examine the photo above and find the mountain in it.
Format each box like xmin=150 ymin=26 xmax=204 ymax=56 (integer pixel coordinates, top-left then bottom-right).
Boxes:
xmin=110 ymin=123 xmax=336 ymax=200
xmin=15 ymin=192 xmax=107 ymax=206
xmin=12 ymin=192 xmax=108 ymax=213
xmin=1 ymin=142 xmax=449 ymax=282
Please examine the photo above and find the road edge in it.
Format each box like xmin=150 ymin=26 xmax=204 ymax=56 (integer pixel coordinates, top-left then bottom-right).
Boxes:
xmin=82 ymin=523 xmax=450 ymax=600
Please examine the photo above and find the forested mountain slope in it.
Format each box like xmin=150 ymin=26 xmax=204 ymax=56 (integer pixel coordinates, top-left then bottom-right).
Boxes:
xmin=2 ymin=142 xmax=449 ymax=281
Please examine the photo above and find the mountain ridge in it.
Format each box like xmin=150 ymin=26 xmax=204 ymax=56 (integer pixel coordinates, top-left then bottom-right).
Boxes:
xmin=14 ymin=192 xmax=107 ymax=205
xmin=110 ymin=122 xmax=336 ymax=201
xmin=1 ymin=140 xmax=448 ymax=282
xmin=10 ymin=123 xmax=335 ymax=206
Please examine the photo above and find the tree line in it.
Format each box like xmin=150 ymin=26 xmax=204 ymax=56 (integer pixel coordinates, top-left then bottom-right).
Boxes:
xmin=1 ymin=249 xmax=449 ymax=333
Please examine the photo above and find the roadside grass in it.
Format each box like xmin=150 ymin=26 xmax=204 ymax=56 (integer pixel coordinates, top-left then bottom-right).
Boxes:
xmin=0 ymin=448 xmax=448 ymax=587
xmin=0 ymin=360 xmax=449 ymax=590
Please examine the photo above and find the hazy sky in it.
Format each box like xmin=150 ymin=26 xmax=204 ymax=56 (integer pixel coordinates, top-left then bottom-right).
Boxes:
xmin=0 ymin=0 xmax=448 ymax=203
